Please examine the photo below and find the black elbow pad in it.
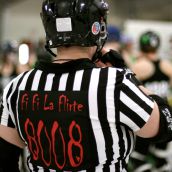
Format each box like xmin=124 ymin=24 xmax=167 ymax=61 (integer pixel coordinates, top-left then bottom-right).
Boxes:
xmin=146 ymin=95 xmax=172 ymax=143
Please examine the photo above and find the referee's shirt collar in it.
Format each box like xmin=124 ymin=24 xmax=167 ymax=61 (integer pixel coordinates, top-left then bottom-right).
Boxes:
xmin=35 ymin=58 xmax=96 ymax=73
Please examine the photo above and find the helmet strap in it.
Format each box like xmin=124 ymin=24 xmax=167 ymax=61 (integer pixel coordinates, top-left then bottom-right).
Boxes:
xmin=92 ymin=47 xmax=102 ymax=62
xmin=45 ymin=45 xmax=57 ymax=57
xmin=91 ymin=39 xmax=106 ymax=62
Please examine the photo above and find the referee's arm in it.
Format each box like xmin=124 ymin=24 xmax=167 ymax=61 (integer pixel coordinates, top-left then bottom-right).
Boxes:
xmin=135 ymin=101 xmax=160 ymax=138
xmin=135 ymin=85 xmax=159 ymax=138
xmin=136 ymin=85 xmax=172 ymax=143
xmin=0 ymin=125 xmax=26 ymax=148
xmin=98 ymin=49 xmax=172 ymax=143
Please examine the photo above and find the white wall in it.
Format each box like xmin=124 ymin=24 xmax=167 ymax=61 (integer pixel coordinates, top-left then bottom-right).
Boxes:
xmin=124 ymin=20 xmax=172 ymax=59
xmin=2 ymin=0 xmax=45 ymax=42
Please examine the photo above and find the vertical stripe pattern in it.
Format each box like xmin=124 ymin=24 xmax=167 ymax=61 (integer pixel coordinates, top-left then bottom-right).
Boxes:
xmin=0 ymin=63 xmax=154 ymax=172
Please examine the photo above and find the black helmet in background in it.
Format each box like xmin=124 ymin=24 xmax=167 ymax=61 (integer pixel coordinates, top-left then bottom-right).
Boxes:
xmin=139 ymin=31 xmax=160 ymax=53
xmin=41 ymin=0 xmax=109 ymax=52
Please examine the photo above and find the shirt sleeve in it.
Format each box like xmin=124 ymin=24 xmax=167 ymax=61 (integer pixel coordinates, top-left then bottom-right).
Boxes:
xmin=119 ymin=72 xmax=154 ymax=132
xmin=0 ymin=81 xmax=16 ymax=128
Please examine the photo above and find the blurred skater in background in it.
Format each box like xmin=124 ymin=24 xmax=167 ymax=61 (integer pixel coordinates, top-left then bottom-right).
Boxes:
xmin=129 ymin=30 xmax=172 ymax=172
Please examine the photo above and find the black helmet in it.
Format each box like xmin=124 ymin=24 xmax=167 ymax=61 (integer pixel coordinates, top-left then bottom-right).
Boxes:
xmin=41 ymin=0 xmax=109 ymax=53
xmin=139 ymin=31 xmax=160 ymax=53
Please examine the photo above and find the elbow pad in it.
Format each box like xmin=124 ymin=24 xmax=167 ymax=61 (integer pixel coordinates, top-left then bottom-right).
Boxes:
xmin=147 ymin=95 xmax=172 ymax=143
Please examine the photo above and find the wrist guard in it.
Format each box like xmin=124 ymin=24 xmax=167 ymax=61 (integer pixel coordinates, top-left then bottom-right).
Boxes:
xmin=146 ymin=95 xmax=172 ymax=143
xmin=99 ymin=49 xmax=126 ymax=68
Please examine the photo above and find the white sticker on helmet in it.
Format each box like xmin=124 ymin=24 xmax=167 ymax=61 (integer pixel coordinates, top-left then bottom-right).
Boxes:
xmin=150 ymin=37 xmax=158 ymax=47
xmin=56 ymin=18 xmax=72 ymax=32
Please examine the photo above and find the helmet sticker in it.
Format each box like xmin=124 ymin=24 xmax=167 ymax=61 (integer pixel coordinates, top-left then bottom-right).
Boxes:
xmin=92 ymin=22 xmax=101 ymax=35
xmin=56 ymin=18 xmax=72 ymax=32
xmin=150 ymin=37 xmax=158 ymax=47
xmin=49 ymin=40 xmax=53 ymax=46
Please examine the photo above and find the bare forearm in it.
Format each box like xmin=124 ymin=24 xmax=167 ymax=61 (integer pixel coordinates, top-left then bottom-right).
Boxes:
xmin=0 ymin=125 xmax=26 ymax=149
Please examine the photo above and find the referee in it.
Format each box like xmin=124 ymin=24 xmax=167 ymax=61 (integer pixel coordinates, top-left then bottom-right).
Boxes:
xmin=0 ymin=0 xmax=172 ymax=171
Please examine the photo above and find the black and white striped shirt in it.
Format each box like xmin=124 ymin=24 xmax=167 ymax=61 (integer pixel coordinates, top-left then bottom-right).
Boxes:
xmin=0 ymin=59 xmax=154 ymax=172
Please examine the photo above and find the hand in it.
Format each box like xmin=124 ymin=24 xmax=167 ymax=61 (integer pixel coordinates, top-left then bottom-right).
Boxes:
xmin=94 ymin=48 xmax=112 ymax=67
xmin=95 ymin=59 xmax=112 ymax=67
xmin=97 ymin=49 xmax=127 ymax=68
